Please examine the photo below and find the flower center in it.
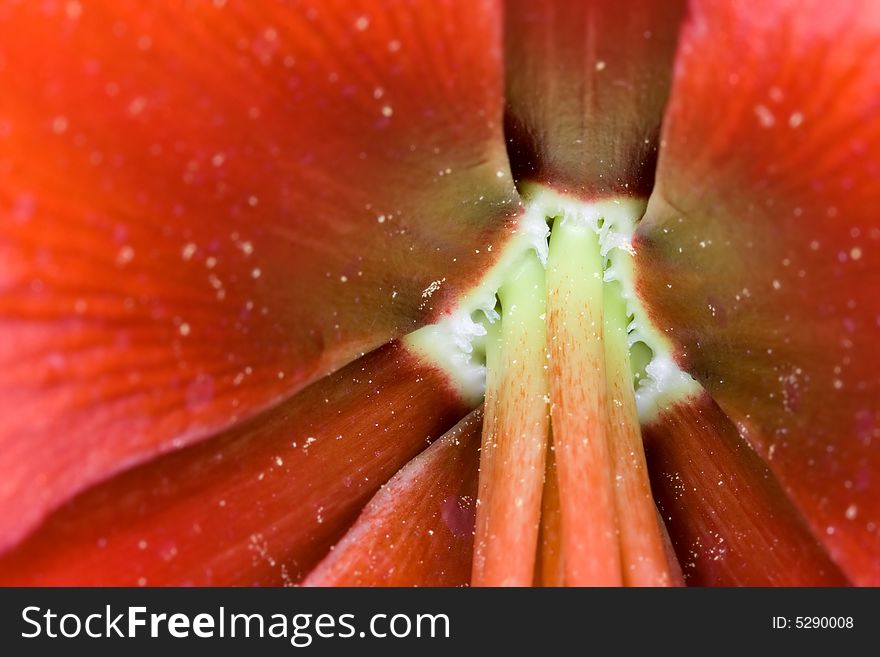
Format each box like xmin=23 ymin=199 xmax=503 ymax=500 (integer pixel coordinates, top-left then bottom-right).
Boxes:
xmin=405 ymin=184 xmax=699 ymax=585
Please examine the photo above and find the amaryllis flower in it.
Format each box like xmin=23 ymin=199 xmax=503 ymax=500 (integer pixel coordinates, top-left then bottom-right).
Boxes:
xmin=0 ymin=0 xmax=877 ymax=587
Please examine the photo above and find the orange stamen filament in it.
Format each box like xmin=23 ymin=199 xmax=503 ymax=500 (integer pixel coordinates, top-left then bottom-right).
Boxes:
xmin=472 ymin=253 xmax=550 ymax=586
xmin=471 ymin=203 xmax=680 ymax=587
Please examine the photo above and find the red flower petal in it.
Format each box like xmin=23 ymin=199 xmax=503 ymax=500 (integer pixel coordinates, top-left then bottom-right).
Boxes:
xmin=636 ymin=0 xmax=880 ymax=583
xmin=504 ymin=0 xmax=685 ymax=196
xmin=303 ymin=408 xmax=482 ymax=587
xmin=644 ymin=394 xmax=846 ymax=586
xmin=0 ymin=1 xmax=516 ymax=548
xmin=0 ymin=343 xmax=469 ymax=585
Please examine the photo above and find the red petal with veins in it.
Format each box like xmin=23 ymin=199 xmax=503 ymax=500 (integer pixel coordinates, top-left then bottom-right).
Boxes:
xmin=644 ymin=394 xmax=846 ymax=586
xmin=0 ymin=343 xmax=469 ymax=585
xmin=504 ymin=0 xmax=685 ymax=197
xmin=636 ymin=0 xmax=880 ymax=583
xmin=0 ymin=1 xmax=517 ymax=549
xmin=303 ymin=408 xmax=481 ymax=587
